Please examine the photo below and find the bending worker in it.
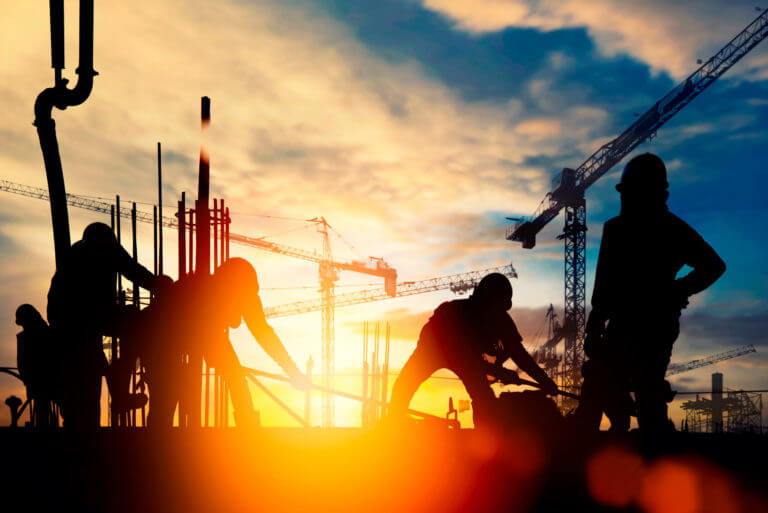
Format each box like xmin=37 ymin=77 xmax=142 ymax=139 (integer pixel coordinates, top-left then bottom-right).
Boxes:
xmin=574 ymin=153 xmax=726 ymax=433
xmin=141 ymin=257 xmax=308 ymax=427
xmin=389 ymin=273 xmax=558 ymax=426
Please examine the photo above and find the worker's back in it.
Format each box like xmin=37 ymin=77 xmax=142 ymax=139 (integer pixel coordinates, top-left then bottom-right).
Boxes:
xmin=418 ymin=298 xmax=520 ymax=358
xmin=47 ymin=239 xmax=117 ymax=324
xmin=593 ymin=210 xmax=715 ymax=321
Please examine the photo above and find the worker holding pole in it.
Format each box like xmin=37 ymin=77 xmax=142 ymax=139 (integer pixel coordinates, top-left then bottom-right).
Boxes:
xmin=141 ymin=257 xmax=308 ymax=428
xmin=574 ymin=153 xmax=726 ymax=433
xmin=388 ymin=273 xmax=558 ymax=428
xmin=47 ymin=222 xmax=160 ymax=428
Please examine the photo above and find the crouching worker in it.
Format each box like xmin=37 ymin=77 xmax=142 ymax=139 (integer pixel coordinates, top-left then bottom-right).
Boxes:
xmin=389 ymin=273 xmax=558 ymax=427
xmin=15 ymin=304 xmax=57 ymax=428
xmin=141 ymin=258 xmax=308 ymax=428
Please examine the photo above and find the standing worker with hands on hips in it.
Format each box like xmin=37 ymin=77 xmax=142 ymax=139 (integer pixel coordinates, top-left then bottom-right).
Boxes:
xmin=575 ymin=153 xmax=726 ymax=433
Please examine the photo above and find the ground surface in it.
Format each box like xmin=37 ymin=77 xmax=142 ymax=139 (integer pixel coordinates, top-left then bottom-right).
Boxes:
xmin=0 ymin=427 xmax=766 ymax=512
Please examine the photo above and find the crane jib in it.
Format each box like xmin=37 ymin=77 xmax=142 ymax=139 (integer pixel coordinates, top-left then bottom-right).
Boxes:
xmin=508 ymin=8 xmax=768 ymax=244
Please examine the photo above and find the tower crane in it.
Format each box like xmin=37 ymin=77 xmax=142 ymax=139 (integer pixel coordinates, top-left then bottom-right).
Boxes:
xmin=263 ymin=263 xmax=518 ymax=318
xmin=0 ymin=178 xmax=395 ymax=426
xmin=505 ymin=9 xmax=768 ymax=400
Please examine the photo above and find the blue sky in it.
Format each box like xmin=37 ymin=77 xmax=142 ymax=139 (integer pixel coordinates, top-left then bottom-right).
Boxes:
xmin=1 ymin=0 xmax=767 ymax=426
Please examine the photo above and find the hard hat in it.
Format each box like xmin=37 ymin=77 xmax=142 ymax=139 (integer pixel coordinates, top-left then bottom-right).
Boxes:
xmin=472 ymin=273 xmax=513 ymax=309
xmin=82 ymin=222 xmax=117 ymax=248
xmin=15 ymin=304 xmax=43 ymax=327
xmin=616 ymin=153 xmax=668 ymax=193
xmin=215 ymin=257 xmax=259 ymax=293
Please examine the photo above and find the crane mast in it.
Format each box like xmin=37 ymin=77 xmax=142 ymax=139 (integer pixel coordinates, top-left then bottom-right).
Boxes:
xmin=506 ymin=9 xmax=768 ymax=401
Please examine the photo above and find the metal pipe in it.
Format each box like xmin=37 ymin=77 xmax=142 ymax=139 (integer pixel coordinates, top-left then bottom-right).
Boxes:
xmin=34 ymin=0 xmax=97 ymax=268
xmin=244 ymin=368 xmax=450 ymax=423
xmin=247 ymin=375 xmax=308 ymax=428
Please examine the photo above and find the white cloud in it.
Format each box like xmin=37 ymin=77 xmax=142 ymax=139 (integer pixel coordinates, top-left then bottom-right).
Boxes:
xmin=421 ymin=0 xmax=768 ymax=79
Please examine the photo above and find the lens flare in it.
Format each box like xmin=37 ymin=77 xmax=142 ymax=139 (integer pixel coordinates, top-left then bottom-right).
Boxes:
xmin=587 ymin=445 xmax=645 ymax=508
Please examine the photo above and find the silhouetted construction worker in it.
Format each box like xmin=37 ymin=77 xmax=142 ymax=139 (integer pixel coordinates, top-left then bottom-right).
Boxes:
xmin=389 ymin=273 xmax=558 ymax=427
xmin=141 ymin=258 xmax=308 ymax=428
xmin=47 ymin=222 xmax=159 ymax=428
xmin=575 ymin=153 xmax=725 ymax=433
xmin=15 ymin=304 xmax=56 ymax=428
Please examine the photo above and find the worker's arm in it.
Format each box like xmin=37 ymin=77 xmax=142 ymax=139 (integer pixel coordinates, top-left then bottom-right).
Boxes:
xmin=585 ymin=221 xmax=614 ymax=357
xmin=114 ymin=243 xmax=158 ymax=293
xmin=243 ymin=295 xmax=308 ymax=389
xmin=588 ymin=221 xmax=614 ymax=329
xmin=674 ymin=219 xmax=726 ymax=302
xmin=499 ymin=319 xmax=558 ymax=393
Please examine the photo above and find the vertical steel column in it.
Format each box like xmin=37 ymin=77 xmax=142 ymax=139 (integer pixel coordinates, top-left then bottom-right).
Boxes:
xmin=204 ymin=360 xmax=210 ymax=427
xmin=381 ymin=323 xmax=390 ymax=417
xmin=362 ymin=322 xmax=368 ymax=428
xmin=213 ymin=199 xmax=219 ymax=270
xmin=224 ymin=207 xmax=230 ymax=261
xmin=178 ymin=193 xmax=186 ymax=278
xmin=188 ymin=208 xmax=194 ymax=275
xmin=153 ymin=206 xmax=158 ymax=276
xmin=157 ymin=142 xmax=164 ymax=275
xmin=113 ymin=195 xmax=123 ymax=427
xmin=131 ymin=202 xmax=138 ymax=427
xmin=372 ymin=324 xmax=380 ymax=423
xmin=305 ymin=356 xmax=313 ymax=426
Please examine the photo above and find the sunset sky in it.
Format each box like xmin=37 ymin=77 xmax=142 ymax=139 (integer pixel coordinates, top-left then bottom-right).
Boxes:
xmin=1 ymin=1 xmax=767 ymax=428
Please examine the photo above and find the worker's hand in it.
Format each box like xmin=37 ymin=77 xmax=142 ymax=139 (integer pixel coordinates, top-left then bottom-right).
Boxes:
xmin=289 ymin=371 xmax=311 ymax=391
xmin=538 ymin=377 xmax=559 ymax=396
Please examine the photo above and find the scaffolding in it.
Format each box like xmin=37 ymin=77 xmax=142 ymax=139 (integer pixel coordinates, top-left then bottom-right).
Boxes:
xmin=681 ymin=373 xmax=763 ymax=434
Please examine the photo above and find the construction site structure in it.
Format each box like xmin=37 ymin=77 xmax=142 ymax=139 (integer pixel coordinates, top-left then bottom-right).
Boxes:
xmin=527 ymin=306 xmax=757 ymax=380
xmin=506 ymin=9 xmax=768 ymax=403
xmin=0 ymin=179 xmax=395 ymax=427
xmin=682 ymin=373 xmax=763 ymax=434
xmin=361 ymin=321 xmax=390 ymax=428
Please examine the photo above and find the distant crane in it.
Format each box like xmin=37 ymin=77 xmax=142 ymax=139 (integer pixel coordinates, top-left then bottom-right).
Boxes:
xmin=263 ymin=263 xmax=518 ymax=318
xmin=506 ymin=9 xmax=768 ymax=400
xmin=666 ymin=345 xmax=757 ymax=377
xmin=0 ymin=178 xmax=395 ymax=427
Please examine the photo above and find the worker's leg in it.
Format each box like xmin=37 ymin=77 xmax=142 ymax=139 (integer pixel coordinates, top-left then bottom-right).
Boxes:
xmin=449 ymin=361 xmax=497 ymax=428
xmin=146 ymin=363 xmax=182 ymax=429
xmin=632 ymin=327 xmax=676 ymax=433
xmin=605 ymin=386 xmax=634 ymax=432
xmin=389 ymin=345 xmax=442 ymax=418
xmin=60 ymin=331 xmax=105 ymax=430
xmin=102 ymin=307 xmax=147 ymax=411
xmin=205 ymin=336 xmax=257 ymax=427
xmin=571 ymin=356 xmax=612 ymax=431
xmin=633 ymin=357 xmax=672 ymax=433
